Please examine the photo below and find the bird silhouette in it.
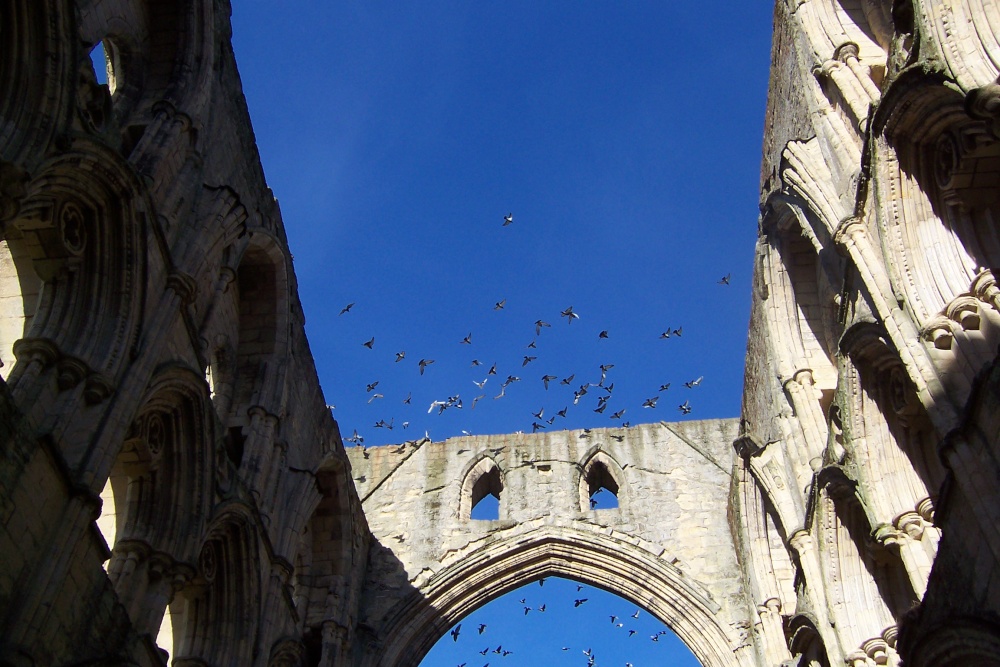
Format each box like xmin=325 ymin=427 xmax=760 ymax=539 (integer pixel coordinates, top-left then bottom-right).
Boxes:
xmin=678 ymin=400 xmax=692 ymax=414
xmin=522 ymin=355 xmax=536 ymax=367
xmin=642 ymin=396 xmax=659 ymax=408
xmin=719 ymin=273 xmax=731 ymax=285
xmin=419 ymin=358 xmax=435 ymax=375
xmin=451 ymin=624 xmax=461 ymax=641
xmin=534 ymin=320 xmax=551 ymax=335
xmin=560 ymin=305 xmax=580 ymax=323
xmin=685 ymin=376 xmax=704 ymax=388
xmin=363 ymin=337 xmax=374 ymax=349
xmin=395 ymin=350 xmax=406 ymax=362
xmin=574 ymin=598 xmax=588 ymax=607
xmin=339 ymin=302 xmax=354 ymax=315
xmin=494 ymin=298 xmax=506 ymax=310
xmin=366 ymin=381 xmax=379 ymax=393
xmin=658 ymin=382 xmax=671 ymax=392
xmin=478 ymin=624 xmax=487 ymax=634
xmin=503 ymin=213 xmax=513 ymax=226
xmin=460 ymin=333 xmax=472 ymax=345
xmin=542 ymin=374 xmax=557 ymax=389
xmin=598 ymin=330 xmax=609 ymax=339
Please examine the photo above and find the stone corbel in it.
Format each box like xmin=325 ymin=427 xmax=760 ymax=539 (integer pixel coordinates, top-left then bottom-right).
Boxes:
xmin=861 ymin=636 xmax=892 ymax=665
xmin=834 ymin=42 xmax=881 ymax=102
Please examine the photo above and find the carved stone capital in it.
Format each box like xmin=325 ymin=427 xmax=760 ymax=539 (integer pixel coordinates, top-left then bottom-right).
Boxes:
xmin=84 ymin=373 xmax=115 ymax=405
xmin=56 ymin=355 xmax=90 ymax=390
xmin=916 ymin=497 xmax=935 ymax=524
xmin=789 ymin=529 xmax=814 ymax=553
xmin=966 ymin=83 xmax=1000 ymax=139
xmin=895 ymin=511 xmax=924 ymax=540
xmin=834 ymin=41 xmax=861 ymax=62
xmin=945 ymin=295 xmax=981 ymax=330
xmin=971 ymin=268 xmax=1000 ymax=310
xmin=167 ymin=270 xmax=198 ymax=304
xmin=918 ymin=315 xmax=954 ymax=350
xmin=12 ymin=337 xmax=59 ymax=368
xmin=862 ymin=636 xmax=891 ymax=665
xmin=833 ymin=216 xmax=866 ymax=256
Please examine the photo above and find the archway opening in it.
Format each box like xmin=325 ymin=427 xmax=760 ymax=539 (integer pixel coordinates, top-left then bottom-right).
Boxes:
xmin=470 ymin=466 xmax=502 ymax=520
xmin=420 ymin=576 xmax=700 ymax=666
xmin=585 ymin=460 xmax=619 ymax=510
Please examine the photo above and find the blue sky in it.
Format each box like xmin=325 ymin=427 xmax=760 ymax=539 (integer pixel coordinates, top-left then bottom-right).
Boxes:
xmin=207 ymin=3 xmax=771 ymax=664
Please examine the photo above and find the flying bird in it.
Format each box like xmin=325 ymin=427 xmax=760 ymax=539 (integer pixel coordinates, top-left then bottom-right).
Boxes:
xmin=685 ymin=376 xmax=704 ymax=388
xmin=339 ymin=302 xmax=354 ymax=315
xmin=403 ymin=392 xmax=411 ymax=404
xmin=542 ymin=374 xmax=557 ymax=389
xmin=560 ymin=305 xmax=580 ymax=323
xmin=474 ymin=378 xmax=488 ymax=389
xmin=560 ymin=374 xmax=575 ymax=385
xmin=460 ymin=333 xmax=472 ymax=345
xmin=534 ymin=320 xmax=551 ymax=335
xmin=451 ymin=624 xmax=461 ymax=641
xmin=395 ymin=351 xmax=406 ymax=362
xmin=494 ymin=299 xmax=506 ymax=310
xmin=470 ymin=394 xmax=485 ymax=409
xmin=503 ymin=213 xmax=513 ymax=226
xmin=418 ymin=358 xmax=435 ymax=375
xmin=366 ymin=381 xmax=379 ymax=393
xmin=367 ymin=393 xmax=383 ymax=404
xmin=471 ymin=359 xmax=482 ymax=367
xmin=532 ymin=407 xmax=544 ymax=419
xmin=478 ymin=624 xmax=487 ymax=635
xmin=526 ymin=339 xmax=537 ymax=349
xmin=678 ymin=400 xmax=692 ymax=414
xmin=611 ymin=408 xmax=626 ymax=420
xmin=642 ymin=396 xmax=659 ymax=408
xmin=488 ymin=363 xmax=497 ymax=375
xmin=522 ymin=355 xmax=536 ymax=367
xmin=719 ymin=273 xmax=732 ymax=285
xmin=363 ymin=337 xmax=375 ymax=349
xmin=598 ymin=330 xmax=609 ymax=339
xmin=658 ymin=382 xmax=671 ymax=392
xmin=574 ymin=598 xmax=588 ymax=607
xmin=556 ymin=407 xmax=568 ymax=418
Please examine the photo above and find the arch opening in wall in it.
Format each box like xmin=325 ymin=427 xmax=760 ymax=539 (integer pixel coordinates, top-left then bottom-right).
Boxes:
xmin=579 ymin=450 xmax=623 ymax=512
xmin=225 ymin=239 xmax=288 ymax=437
xmin=460 ymin=456 xmax=503 ymax=521
xmin=368 ymin=525 xmax=736 ymax=667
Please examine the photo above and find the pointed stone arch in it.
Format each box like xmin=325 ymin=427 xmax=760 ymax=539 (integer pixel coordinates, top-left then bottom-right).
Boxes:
xmin=577 ymin=447 xmax=626 ymax=512
xmin=364 ymin=524 xmax=749 ymax=667
xmin=99 ymin=364 xmax=215 ymax=640
xmin=459 ymin=454 xmax=504 ymax=520
xmin=170 ymin=502 xmax=262 ymax=666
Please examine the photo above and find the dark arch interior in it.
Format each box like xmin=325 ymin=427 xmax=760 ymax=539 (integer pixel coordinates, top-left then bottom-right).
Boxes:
xmin=586 ymin=460 xmax=619 ymax=508
xmin=470 ymin=466 xmax=502 ymax=520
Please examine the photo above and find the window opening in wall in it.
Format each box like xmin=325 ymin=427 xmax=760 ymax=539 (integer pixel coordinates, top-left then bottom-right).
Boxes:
xmin=420 ymin=577 xmax=700 ymax=666
xmin=89 ymin=42 xmax=108 ymax=85
xmin=470 ymin=466 xmax=502 ymax=520
xmin=585 ymin=461 xmax=619 ymax=510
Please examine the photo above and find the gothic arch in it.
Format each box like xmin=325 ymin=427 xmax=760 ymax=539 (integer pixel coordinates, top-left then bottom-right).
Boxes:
xmin=100 ymin=364 xmax=215 ymax=638
xmin=577 ymin=447 xmax=626 ymax=511
xmin=1 ymin=145 xmax=147 ymax=407
xmin=364 ymin=524 xmax=749 ymax=667
xmin=170 ymin=502 xmax=262 ymax=666
xmin=458 ymin=453 xmax=504 ymax=520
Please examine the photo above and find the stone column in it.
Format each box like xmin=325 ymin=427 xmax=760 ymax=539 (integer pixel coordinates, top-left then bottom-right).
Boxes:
xmin=758 ymin=597 xmax=791 ymax=664
xmin=783 ymin=369 xmax=828 ymax=462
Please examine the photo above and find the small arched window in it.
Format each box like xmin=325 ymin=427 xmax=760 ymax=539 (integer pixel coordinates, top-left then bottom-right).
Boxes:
xmin=579 ymin=451 xmax=623 ymax=511
xmin=460 ymin=457 xmax=503 ymax=521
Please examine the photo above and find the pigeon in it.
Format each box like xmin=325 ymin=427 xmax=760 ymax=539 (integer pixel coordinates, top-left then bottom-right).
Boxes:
xmin=532 ymin=407 xmax=544 ymax=419
xmin=471 ymin=359 xmax=482 ymax=367
xmin=470 ymin=394 xmax=485 ymax=409
xmin=534 ymin=320 xmax=551 ymax=335
xmin=560 ymin=306 xmax=580 ymax=323
xmin=642 ymin=396 xmax=659 ymax=408
xmin=610 ymin=408 xmax=626 ymax=420
xmin=366 ymin=381 xmax=379 ymax=393
xmin=488 ymin=363 xmax=497 ymax=375
xmin=474 ymin=378 xmax=488 ymax=389
xmin=531 ymin=422 xmax=545 ymax=432
xmin=478 ymin=624 xmax=487 ymax=634
xmin=631 ymin=610 xmax=640 ymax=619
xmin=460 ymin=333 xmax=472 ymax=345
xmin=560 ymin=374 xmax=575 ymax=385
xmin=685 ymin=376 xmax=703 ymax=388
xmin=403 ymin=392 xmax=411 ymax=404
xmin=522 ymin=355 xmax=536 ymax=367
xmin=419 ymin=358 xmax=435 ymax=375
xmin=526 ymin=339 xmax=537 ymax=349
xmin=503 ymin=213 xmax=513 ymax=226
xmin=542 ymin=374 xmax=557 ymax=389
xmin=363 ymin=337 xmax=374 ymax=349
xmin=658 ymin=383 xmax=671 ymax=392
xmin=719 ymin=273 xmax=731 ymax=285
xmin=339 ymin=302 xmax=354 ymax=315
xmin=494 ymin=299 xmax=506 ymax=310
xmin=678 ymin=400 xmax=692 ymax=414
xmin=556 ymin=407 xmax=568 ymax=418
xmin=598 ymin=330 xmax=609 ymax=339
xmin=660 ymin=330 xmax=672 ymax=339
xmin=451 ymin=624 xmax=461 ymax=641
xmin=367 ymin=393 xmax=383 ymax=404
xmin=395 ymin=351 xmax=406 ymax=362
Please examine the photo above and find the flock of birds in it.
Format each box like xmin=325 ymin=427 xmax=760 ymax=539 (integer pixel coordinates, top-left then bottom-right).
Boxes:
xmin=335 ymin=213 xmax=730 ymax=448
xmin=442 ymin=579 xmax=680 ymax=667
